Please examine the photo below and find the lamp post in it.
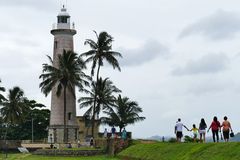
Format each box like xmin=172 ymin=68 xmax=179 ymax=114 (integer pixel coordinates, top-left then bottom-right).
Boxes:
xmin=31 ymin=118 xmax=34 ymax=143
xmin=50 ymin=134 xmax=53 ymax=149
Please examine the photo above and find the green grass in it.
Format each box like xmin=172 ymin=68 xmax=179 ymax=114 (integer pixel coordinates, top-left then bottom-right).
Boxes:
xmin=3 ymin=142 xmax=240 ymax=160
xmin=0 ymin=154 xmax=120 ymax=160
xmin=118 ymin=142 xmax=240 ymax=160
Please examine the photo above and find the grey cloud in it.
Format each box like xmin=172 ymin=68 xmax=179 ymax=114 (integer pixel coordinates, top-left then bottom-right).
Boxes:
xmin=13 ymin=38 xmax=40 ymax=48
xmin=179 ymin=10 xmax=240 ymax=40
xmin=172 ymin=53 xmax=230 ymax=76
xmin=0 ymin=0 xmax=55 ymax=11
xmin=187 ymin=81 xmax=227 ymax=96
xmin=0 ymin=48 xmax=41 ymax=69
xmin=119 ymin=40 xmax=169 ymax=66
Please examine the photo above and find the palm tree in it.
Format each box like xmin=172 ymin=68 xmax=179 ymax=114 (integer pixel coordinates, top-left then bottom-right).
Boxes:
xmin=0 ymin=94 xmax=46 ymax=141
xmin=81 ymin=31 xmax=122 ymax=80
xmin=0 ymin=87 xmax=29 ymax=141
xmin=23 ymin=99 xmax=45 ymax=110
xmin=39 ymin=50 xmax=90 ymax=143
xmin=0 ymin=79 xmax=6 ymax=103
xmin=102 ymin=95 xmax=146 ymax=132
xmin=78 ymin=77 xmax=121 ymax=136
xmin=81 ymin=31 xmax=122 ymax=137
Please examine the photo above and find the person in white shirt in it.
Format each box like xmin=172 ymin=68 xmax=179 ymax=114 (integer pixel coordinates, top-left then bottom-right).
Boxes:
xmin=103 ymin=128 xmax=108 ymax=138
xmin=175 ymin=118 xmax=189 ymax=142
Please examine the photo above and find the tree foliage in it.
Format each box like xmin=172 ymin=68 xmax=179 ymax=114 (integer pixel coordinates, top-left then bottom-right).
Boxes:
xmin=79 ymin=77 xmax=121 ymax=118
xmin=81 ymin=31 xmax=122 ymax=79
xmin=0 ymin=87 xmax=28 ymax=124
xmin=102 ymin=95 xmax=146 ymax=132
xmin=0 ymin=79 xmax=6 ymax=103
xmin=0 ymin=108 xmax=50 ymax=140
xmin=0 ymin=86 xmax=48 ymax=140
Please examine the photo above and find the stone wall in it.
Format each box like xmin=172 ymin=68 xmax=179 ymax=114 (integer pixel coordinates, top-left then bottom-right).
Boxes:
xmin=0 ymin=140 xmax=21 ymax=150
xmin=48 ymin=125 xmax=78 ymax=143
xmin=33 ymin=149 xmax=104 ymax=156
xmin=94 ymin=138 xmax=131 ymax=155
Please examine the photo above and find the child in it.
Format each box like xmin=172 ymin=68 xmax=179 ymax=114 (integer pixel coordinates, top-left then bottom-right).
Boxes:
xmin=190 ymin=124 xmax=198 ymax=142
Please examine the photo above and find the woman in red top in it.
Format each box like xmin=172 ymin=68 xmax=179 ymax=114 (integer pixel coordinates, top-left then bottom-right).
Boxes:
xmin=207 ymin=116 xmax=221 ymax=142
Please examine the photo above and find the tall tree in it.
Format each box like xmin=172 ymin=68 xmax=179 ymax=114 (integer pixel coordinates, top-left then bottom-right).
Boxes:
xmin=4 ymin=108 xmax=50 ymax=140
xmin=102 ymin=95 xmax=146 ymax=132
xmin=39 ymin=50 xmax=90 ymax=143
xmin=0 ymin=87 xmax=29 ymax=140
xmin=0 ymin=79 xmax=6 ymax=103
xmin=81 ymin=31 xmax=122 ymax=137
xmin=0 ymin=116 xmax=4 ymax=139
xmin=79 ymin=78 xmax=121 ymax=136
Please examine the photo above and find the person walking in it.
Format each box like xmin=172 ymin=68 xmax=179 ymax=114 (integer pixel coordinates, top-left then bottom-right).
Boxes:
xmin=103 ymin=128 xmax=108 ymax=138
xmin=175 ymin=118 xmax=189 ymax=142
xmin=189 ymin=124 xmax=198 ymax=142
xmin=111 ymin=126 xmax=116 ymax=138
xmin=207 ymin=116 xmax=221 ymax=142
xmin=121 ymin=128 xmax=127 ymax=140
xmin=221 ymin=116 xmax=233 ymax=142
xmin=199 ymin=118 xmax=207 ymax=143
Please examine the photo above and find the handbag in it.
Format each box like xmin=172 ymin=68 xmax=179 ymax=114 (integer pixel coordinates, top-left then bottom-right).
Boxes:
xmin=230 ymin=132 xmax=234 ymax=137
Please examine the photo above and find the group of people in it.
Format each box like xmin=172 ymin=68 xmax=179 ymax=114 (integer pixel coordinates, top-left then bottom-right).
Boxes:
xmin=175 ymin=116 xmax=233 ymax=143
xmin=103 ymin=126 xmax=127 ymax=140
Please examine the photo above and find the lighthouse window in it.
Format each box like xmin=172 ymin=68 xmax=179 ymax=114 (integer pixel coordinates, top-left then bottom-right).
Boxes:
xmin=54 ymin=41 xmax=57 ymax=49
xmin=58 ymin=16 xmax=68 ymax=23
xmin=68 ymin=112 xmax=72 ymax=120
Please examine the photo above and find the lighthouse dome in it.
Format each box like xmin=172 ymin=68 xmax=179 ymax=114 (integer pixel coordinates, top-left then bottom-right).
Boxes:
xmin=55 ymin=5 xmax=72 ymax=29
xmin=57 ymin=6 xmax=70 ymax=17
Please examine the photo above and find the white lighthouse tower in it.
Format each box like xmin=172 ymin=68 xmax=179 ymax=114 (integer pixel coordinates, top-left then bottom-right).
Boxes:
xmin=48 ymin=6 xmax=78 ymax=143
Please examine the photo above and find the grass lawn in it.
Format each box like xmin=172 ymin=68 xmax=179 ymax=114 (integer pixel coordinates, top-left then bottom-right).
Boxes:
xmin=0 ymin=154 xmax=120 ymax=160
xmin=118 ymin=142 xmax=240 ymax=160
xmin=4 ymin=141 xmax=240 ymax=160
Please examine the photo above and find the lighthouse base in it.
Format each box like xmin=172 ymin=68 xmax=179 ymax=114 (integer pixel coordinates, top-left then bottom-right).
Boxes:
xmin=48 ymin=125 xmax=79 ymax=143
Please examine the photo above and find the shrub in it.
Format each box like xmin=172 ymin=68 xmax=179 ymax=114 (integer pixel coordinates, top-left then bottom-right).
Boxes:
xmin=168 ymin=138 xmax=177 ymax=143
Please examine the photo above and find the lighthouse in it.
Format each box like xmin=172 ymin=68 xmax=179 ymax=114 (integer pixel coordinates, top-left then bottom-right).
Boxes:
xmin=48 ymin=6 xmax=78 ymax=143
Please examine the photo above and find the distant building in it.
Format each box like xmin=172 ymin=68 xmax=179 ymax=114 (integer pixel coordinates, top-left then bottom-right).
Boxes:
xmin=76 ymin=116 xmax=100 ymax=140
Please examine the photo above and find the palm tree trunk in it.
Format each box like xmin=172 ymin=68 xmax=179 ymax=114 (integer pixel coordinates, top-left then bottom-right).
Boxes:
xmin=96 ymin=65 xmax=100 ymax=81
xmin=91 ymin=65 xmax=101 ymax=138
xmin=63 ymin=85 xmax=67 ymax=143
xmin=91 ymin=103 xmax=96 ymax=138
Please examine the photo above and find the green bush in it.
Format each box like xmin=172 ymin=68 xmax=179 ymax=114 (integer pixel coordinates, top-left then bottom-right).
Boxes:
xmin=168 ymin=138 xmax=177 ymax=143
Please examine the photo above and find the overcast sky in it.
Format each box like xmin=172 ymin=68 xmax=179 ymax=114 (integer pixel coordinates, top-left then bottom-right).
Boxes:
xmin=1 ymin=0 xmax=240 ymax=138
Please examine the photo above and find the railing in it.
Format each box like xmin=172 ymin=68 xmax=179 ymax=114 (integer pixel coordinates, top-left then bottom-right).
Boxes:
xmin=52 ymin=22 xmax=75 ymax=30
